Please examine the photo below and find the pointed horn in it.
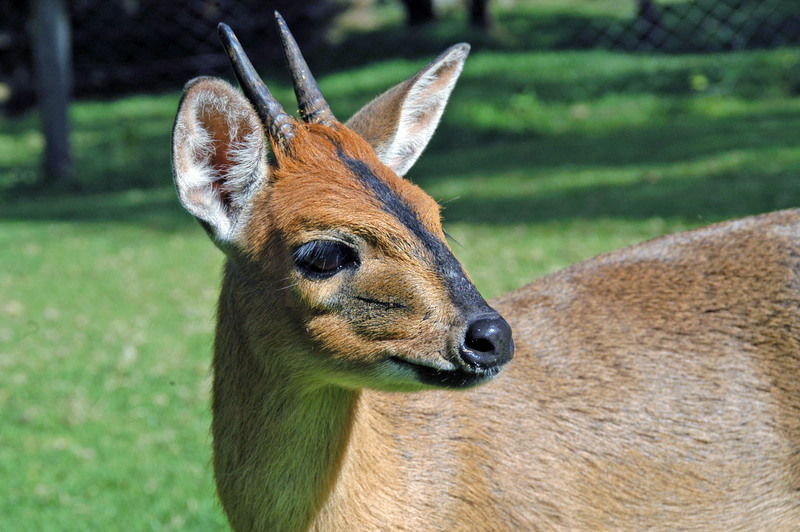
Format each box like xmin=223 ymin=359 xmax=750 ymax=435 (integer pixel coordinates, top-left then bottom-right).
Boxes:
xmin=217 ymin=22 xmax=295 ymax=147
xmin=274 ymin=12 xmax=336 ymax=126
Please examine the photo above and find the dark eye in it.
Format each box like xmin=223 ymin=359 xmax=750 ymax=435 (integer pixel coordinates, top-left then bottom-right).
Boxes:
xmin=293 ymin=241 xmax=358 ymax=279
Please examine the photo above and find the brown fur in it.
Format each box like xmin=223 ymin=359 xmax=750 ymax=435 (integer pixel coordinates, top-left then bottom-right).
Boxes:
xmin=172 ymin=58 xmax=800 ymax=531
xmin=209 ymin=122 xmax=490 ymax=530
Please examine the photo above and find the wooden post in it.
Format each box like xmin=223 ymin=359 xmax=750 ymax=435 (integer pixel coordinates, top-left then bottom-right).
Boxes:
xmin=31 ymin=0 xmax=73 ymax=186
xmin=636 ymin=0 xmax=664 ymax=48
xmin=470 ymin=0 xmax=491 ymax=29
xmin=401 ymin=0 xmax=435 ymax=26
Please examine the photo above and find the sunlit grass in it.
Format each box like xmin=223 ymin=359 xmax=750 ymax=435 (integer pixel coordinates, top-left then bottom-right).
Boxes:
xmin=0 ymin=218 xmax=224 ymax=531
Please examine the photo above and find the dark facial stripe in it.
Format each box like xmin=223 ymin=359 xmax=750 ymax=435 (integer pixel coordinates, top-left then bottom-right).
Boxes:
xmin=337 ymin=149 xmax=489 ymax=315
xmin=338 ymin=149 xmax=438 ymax=249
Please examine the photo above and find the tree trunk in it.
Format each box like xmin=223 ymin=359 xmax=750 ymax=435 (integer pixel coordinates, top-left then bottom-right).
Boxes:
xmin=470 ymin=0 xmax=491 ymax=29
xmin=636 ymin=0 xmax=664 ymax=48
xmin=401 ymin=0 xmax=435 ymax=26
xmin=31 ymin=0 xmax=73 ymax=187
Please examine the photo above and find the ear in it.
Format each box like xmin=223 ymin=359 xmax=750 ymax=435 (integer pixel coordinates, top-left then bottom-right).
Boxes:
xmin=171 ymin=77 xmax=268 ymax=249
xmin=345 ymin=43 xmax=470 ymax=177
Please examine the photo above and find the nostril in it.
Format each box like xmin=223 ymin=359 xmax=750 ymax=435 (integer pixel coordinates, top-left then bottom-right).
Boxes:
xmin=460 ymin=316 xmax=514 ymax=369
xmin=467 ymin=335 xmax=495 ymax=354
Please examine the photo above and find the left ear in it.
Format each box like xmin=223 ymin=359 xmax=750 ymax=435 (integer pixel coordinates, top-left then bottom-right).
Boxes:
xmin=171 ymin=77 xmax=268 ymax=250
xmin=345 ymin=43 xmax=470 ymax=176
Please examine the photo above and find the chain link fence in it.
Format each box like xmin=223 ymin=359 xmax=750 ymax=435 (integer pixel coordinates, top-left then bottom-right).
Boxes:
xmin=0 ymin=0 xmax=337 ymax=110
xmin=1 ymin=0 xmax=799 ymax=111
xmin=577 ymin=0 xmax=800 ymax=52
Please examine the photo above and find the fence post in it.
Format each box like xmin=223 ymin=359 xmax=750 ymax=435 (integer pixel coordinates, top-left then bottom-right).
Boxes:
xmin=470 ymin=0 xmax=491 ymax=29
xmin=636 ymin=0 xmax=664 ymax=47
xmin=401 ymin=0 xmax=435 ymax=26
xmin=31 ymin=0 xmax=73 ymax=187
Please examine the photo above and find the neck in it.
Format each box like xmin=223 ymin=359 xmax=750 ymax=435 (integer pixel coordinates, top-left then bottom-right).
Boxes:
xmin=211 ymin=270 xmax=360 ymax=531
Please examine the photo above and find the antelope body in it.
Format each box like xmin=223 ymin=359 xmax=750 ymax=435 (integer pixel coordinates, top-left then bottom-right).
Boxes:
xmin=171 ymin=14 xmax=800 ymax=531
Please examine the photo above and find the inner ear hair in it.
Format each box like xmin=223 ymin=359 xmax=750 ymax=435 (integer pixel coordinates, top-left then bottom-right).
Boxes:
xmin=172 ymin=77 xmax=268 ymax=247
xmin=346 ymin=43 xmax=470 ymax=177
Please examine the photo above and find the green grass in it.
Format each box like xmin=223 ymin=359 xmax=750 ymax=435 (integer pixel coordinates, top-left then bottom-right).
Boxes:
xmin=3 ymin=1 xmax=800 ymax=529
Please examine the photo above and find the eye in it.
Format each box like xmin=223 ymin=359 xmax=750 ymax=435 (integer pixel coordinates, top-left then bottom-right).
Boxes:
xmin=293 ymin=241 xmax=359 ymax=279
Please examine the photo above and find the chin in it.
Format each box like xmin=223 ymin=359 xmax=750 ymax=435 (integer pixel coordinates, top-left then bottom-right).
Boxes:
xmin=320 ymin=355 xmax=504 ymax=392
xmin=387 ymin=357 xmax=502 ymax=389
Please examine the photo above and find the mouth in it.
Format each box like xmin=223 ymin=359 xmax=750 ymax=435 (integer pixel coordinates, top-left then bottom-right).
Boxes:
xmin=388 ymin=356 xmax=501 ymax=389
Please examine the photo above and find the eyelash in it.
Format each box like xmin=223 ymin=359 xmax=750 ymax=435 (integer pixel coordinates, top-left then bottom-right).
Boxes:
xmin=293 ymin=240 xmax=359 ymax=279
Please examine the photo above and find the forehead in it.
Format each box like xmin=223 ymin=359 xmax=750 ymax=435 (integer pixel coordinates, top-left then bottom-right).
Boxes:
xmin=265 ymin=123 xmax=445 ymax=249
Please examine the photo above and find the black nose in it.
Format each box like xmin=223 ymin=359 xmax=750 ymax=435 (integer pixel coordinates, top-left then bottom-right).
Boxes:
xmin=459 ymin=315 xmax=514 ymax=370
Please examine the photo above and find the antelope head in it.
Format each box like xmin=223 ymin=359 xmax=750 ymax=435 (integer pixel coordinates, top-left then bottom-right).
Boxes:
xmin=171 ymin=14 xmax=513 ymax=391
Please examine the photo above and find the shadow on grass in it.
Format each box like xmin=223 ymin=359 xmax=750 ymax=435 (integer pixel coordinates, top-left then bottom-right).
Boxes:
xmin=3 ymin=1 xmax=800 ymax=229
xmin=3 ymin=104 xmax=800 ymax=230
xmin=425 ymin=107 xmax=800 ymax=174
xmin=6 ymin=53 xmax=797 ymax=199
xmin=0 ymin=187 xmax=197 ymax=232
xmin=438 ymin=165 xmax=800 ymax=226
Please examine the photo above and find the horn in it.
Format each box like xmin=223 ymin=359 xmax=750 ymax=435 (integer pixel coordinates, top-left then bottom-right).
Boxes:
xmin=217 ymin=22 xmax=295 ymax=147
xmin=274 ymin=12 xmax=336 ymax=126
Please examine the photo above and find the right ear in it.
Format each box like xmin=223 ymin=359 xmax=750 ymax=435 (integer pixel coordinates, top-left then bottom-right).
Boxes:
xmin=345 ymin=44 xmax=469 ymax=177
xmin=172 ymin=77 xmax=268 ymax=249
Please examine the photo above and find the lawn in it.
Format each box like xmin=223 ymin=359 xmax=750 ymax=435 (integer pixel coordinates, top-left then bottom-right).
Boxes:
xmin=3 ymin=1 xmax=800 ymax=530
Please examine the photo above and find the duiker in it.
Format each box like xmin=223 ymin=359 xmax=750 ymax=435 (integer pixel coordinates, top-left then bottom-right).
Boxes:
xmin=171 ymin=13 xmax=800 ymax=531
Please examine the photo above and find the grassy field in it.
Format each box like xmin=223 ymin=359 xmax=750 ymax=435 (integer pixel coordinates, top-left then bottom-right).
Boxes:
xmin=3 ymin=1 xmax=800 ymax=530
